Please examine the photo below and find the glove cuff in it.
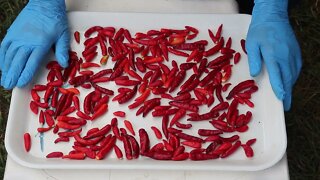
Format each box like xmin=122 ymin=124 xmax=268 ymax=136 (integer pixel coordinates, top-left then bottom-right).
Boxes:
xmin=252 ymin=2 xmax=288 ymax=24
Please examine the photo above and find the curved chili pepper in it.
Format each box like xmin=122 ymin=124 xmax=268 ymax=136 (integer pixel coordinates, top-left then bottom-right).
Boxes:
xmin=85 ymin=26 xmax=103 ymax=38
xmin=74 ymin=134 xmax=103 ymax=146
xmin=54 ymin=137 xmax=69 ymax=143
xmin=175 ymin=122 xmax=192 ymax=129
xmin=169 ymin=108 xmax=186 ymax=127
xmin=215 ymin=84 xmax=224 ymax=103
xmin=203 ymin=37 xmax=224 ymax=57
xmin=226 ymin=80 xmax=255 ymax=100
xmin=85 ymin=124 xmax=111 ymax=139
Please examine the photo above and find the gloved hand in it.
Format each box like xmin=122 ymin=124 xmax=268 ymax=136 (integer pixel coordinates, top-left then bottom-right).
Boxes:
xmin=0 ymin=0 xmax=69 ymax=89
xmin=246 ymin=1 xmax=302 ymax=111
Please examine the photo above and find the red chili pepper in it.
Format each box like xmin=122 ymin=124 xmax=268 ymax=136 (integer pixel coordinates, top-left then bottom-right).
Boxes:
xmin=204 ymin=135 xmax=221 ymax=142
xmin=182 ymin=141 xmax=202 ymax=148
xmin=220 ymin=135 xmax=240 ymax=143
xmin=242 ymin=144 xmax=254 ymax=157
xmin=169 ymin=101 xmax=198 ymax=113
xmin=176 ymin=132 xmax=203 ymax=143
xmin=246 ymin=138 xmax=257 ymax=146
xmin=54 ymin=137 xmax=70 ymax=144
xmin=92 ymin=104 xmax=108 ymax=120
xmin=38 ymin=110 xmax=45 ymax=125
xmin=151 ymin=126 xmax=162 ymax=139
xmin=124 ymin=120 xmax=135 ymax=136
xmin=82 ymin=45 xmax=97 ymax=57
xmin=127 ymin=135 xmax=140 ymax=159
xmin=76 ymin=111 xmax=92 ymax=120
xmin=121 ymin=135 xmax=133 ymax=160
xmin=43 ymin=85 xmax=54 ymax=103
xmin=46 ymin=151 xmax=64 ymax=158
xmin=225 ymin=37 xmax=232 ymax=49
xmin=37 ymin=127 xmax=53 ymax=133
xmin=86 ymin=125 xmax=111 ymax=140
xmin=139 ymin=129 xmax=150 ymax=155
xmin=114 ymin=145 xmax=123 ymax=159
xmin=226 ymin=80 xmax=255 ymax=100
xmin=203 ymin=37 xmax=224 ymax=57
xmin=24 ymin=133 xmax=31 ymax=152
xmin=149 ymin=151 xmax=173 ymax=160
xmin=234 ymin=52 xmax=241 ymax=64
xmin=47 ymin=80 xmax=63 ymax=87
xmin=58 ymin=129 xmax=82 ymax=138
xmin=85 ymin=26 xmax=103 ymax=38
xmin=198 ymin=129 xmax=223 ymax=136
xmin=133 ymin=38 xmax=157 ymax=46
xmin=74 ymin=134 xmax=103 ymax=146
xmin=169 ymin=35 xmax=186 ymax=46
xmin=96 ymin=136 xmax=116 ymax=160
xmin=240 ymin=39 xmax=247 ymax=54
xmin=33 ymin=84 xmax=47 ymax=91
xmin=113 ymin=111 xmax=126 ymax=117
xmin=169 ymin=108 xmax=186 ymax=127
xmin=63 ymin=152 xmax=86 ymax=160
xmin=190 ymin=153 xmax=219 ymax=161
xmin=44 ymin=111 xmax=55 ymax=127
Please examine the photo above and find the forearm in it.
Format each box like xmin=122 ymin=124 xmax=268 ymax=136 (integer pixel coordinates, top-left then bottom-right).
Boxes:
xmin=252 ymin=0 xmax=289 ymax=23
xmin=27 ymin=0 xmax=66 ymax=12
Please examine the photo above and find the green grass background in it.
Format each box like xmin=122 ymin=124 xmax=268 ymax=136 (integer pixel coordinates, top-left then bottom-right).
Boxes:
xmin=0 ymin=0 xmax=319 ymax=179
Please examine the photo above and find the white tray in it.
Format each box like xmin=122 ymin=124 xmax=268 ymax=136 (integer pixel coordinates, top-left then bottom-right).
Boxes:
xmin=5 ymin=12 xmax=287 ymax=171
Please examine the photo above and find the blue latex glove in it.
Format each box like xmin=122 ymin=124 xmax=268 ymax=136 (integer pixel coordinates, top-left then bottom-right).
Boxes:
xmin=246 ymin=0 xmax=302 ymax=111
xmin=0 ymin=0 xmax=69 ymax=89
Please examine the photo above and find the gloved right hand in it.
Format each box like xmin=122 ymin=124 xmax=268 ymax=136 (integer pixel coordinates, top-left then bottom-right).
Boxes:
xmin=0 ymin=0 xmax=70 ymax=89
xmin=246 ymin=0 xmax=302 ymax=111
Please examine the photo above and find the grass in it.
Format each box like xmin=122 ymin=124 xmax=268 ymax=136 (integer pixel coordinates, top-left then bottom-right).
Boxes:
xmin=0 ymin=0 xmax=319 ymax=179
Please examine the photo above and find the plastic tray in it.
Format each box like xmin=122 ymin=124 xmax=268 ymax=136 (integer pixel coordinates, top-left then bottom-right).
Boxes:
xmin=5 ymin=12 xmax=287 ymax=171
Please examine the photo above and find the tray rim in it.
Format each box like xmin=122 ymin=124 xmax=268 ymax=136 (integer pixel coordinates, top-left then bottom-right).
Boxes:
xmin=5 ymin=11 xmax=287 ymax=171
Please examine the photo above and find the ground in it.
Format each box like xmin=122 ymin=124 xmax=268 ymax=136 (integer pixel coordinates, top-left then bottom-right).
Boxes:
xmin=0 ymin=0 xmax=319 ymax=179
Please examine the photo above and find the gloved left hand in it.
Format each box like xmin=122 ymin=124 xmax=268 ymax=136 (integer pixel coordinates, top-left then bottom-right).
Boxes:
xmin=0 ymin=0 xmax=69 ymax=89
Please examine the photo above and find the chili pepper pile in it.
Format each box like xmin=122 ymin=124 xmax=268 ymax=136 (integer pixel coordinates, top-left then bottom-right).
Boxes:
xmin=26 ymin=24 xmax=258 ymax=160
